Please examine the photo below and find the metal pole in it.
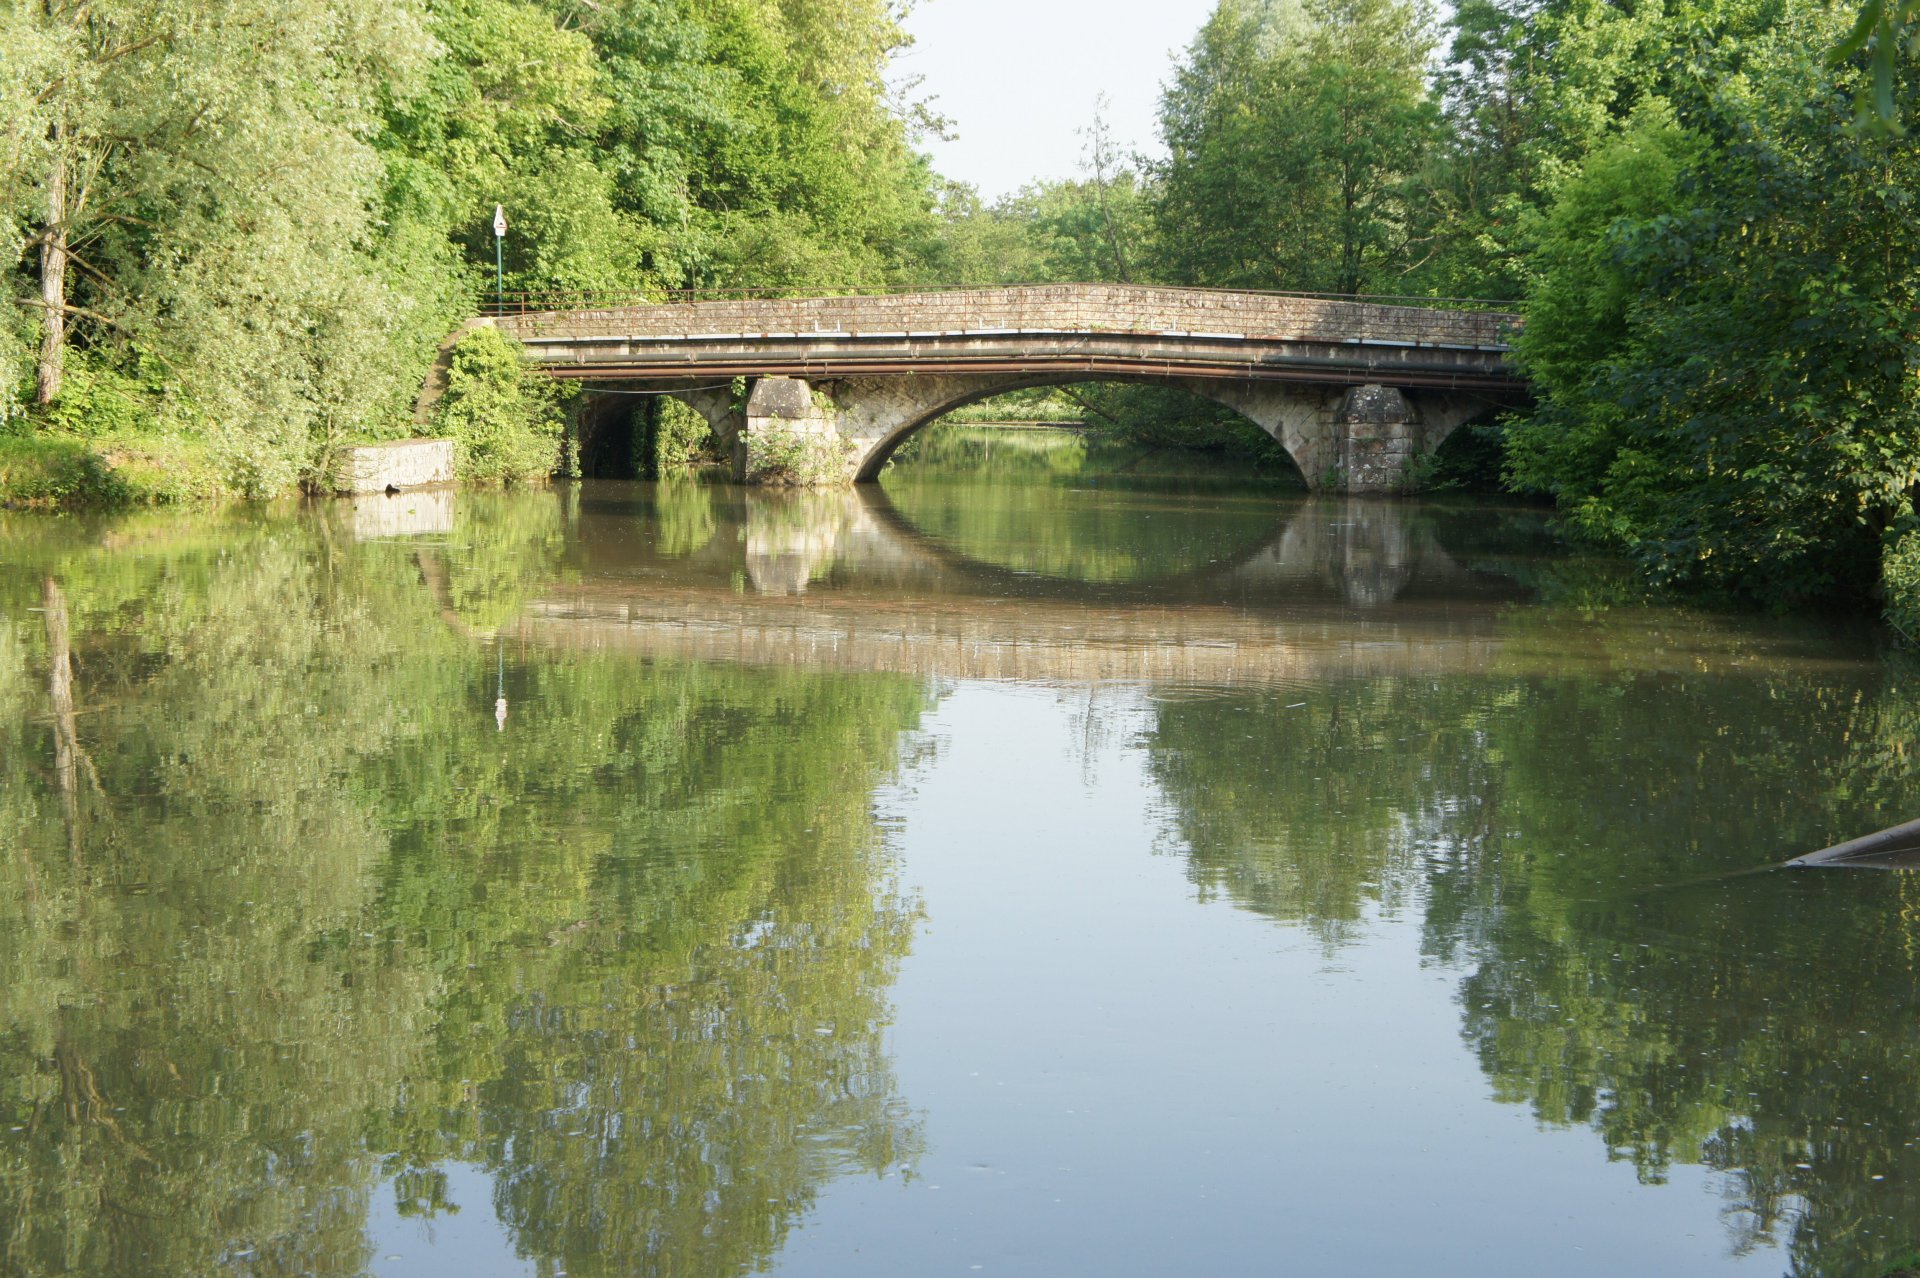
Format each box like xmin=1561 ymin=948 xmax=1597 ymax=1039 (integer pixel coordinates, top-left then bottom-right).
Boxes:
xmin=492 ymin=204 xmax=507 ymax=313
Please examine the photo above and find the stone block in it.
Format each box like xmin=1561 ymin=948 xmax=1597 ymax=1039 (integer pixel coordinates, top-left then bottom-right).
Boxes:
xmin=745 ymin=376 xmax=816 ymax=420
xmin=1337 ymin=384 xmax=1412 ymax=426
xmin=337 ymin=438 xmax=455 ymax=494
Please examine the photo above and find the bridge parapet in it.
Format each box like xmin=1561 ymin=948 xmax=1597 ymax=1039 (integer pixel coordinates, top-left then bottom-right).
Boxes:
xmin=494 ymin=284 xmax=1515 ymax=351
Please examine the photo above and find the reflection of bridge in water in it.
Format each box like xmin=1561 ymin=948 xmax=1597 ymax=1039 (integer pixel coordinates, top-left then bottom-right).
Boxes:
xmin=359 ymin=482 xmax=1855 ymax=684
xmin=568 ymin=485 xmax=1515 ymax=602
xmin=508 ymin=488 xmax=1535 ymax=684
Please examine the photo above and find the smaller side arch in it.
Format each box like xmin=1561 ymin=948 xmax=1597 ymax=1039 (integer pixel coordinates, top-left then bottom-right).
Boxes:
xmin=574 ymin=381 xmax=744 ymax=479
xmin=667 ymin=384 xmax=746 ymax=461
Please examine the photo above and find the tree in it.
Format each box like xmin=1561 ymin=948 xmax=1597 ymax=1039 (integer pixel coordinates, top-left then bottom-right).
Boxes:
xmin=1154 ymin=0 xmax=1439 ymax=294
xmin=1507 ymin=4 xmax=1920 ymax=615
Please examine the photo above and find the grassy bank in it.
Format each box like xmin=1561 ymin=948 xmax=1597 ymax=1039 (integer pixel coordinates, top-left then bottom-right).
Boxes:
xmin=0 ymin=432 xmax=232 ymax=509
xmin=2 ymin=328 xmax=568 ymax=511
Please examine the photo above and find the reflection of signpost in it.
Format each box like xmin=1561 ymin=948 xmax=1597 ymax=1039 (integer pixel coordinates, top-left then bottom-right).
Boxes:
xmin=493 ymin=204 xmax=506 ymax=312
xmin=495 ymin=635 xmax=508 ymax=732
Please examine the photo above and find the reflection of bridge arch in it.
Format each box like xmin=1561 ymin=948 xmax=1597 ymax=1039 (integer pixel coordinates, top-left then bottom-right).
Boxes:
xmin=590 ymin=483 xmax=1511 ymax=609
xmin=493 ymin=482 xmax=1552 ymax=683
xmin=855 ymin=480 xmax=1288 ymax=596
xmin=866 ymin=485 xmax=1506 ymax=607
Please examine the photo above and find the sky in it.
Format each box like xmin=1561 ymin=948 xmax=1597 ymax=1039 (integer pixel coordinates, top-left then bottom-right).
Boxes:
xmin=895 ymin=0 xmax=1220 ymax=200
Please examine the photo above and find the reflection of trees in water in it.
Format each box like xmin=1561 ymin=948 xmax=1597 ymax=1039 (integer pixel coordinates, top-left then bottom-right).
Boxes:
xmin=1144 ymin=661 xmax=1920 ymax=1275
xmin=0 ymin=508 xmax=929 ymax=1278
xmin=1146 ymin=679 xmax=1499 ymax=946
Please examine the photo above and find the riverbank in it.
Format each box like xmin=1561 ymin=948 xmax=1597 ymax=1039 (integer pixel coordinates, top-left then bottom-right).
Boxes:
xmin=0 ymin=430 xmax=232 ymax=509
xmin=1 ymin=328 xmax=565 ymax=510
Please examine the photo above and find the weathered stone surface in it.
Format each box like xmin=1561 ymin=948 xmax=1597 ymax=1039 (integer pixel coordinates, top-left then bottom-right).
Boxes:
xmin=740 ymin=376 xmax=853 ymax=485
xmin=745 ymin=376 xmax=816 ymax=420
xmin=1334 ymin=384 xmax=1417 ymax=494
xmin=500 ymin=283 xmax=1516 ymax=351
xmin=1337 ymin=384 xmax=1412 ymax=426
xmin=337 ymin=439 xmax=455 ymax=494
xmin=348 ymin=489 xmax=455 ymax=539
xmin=478 ymin=285 xmax=1525 ymax=493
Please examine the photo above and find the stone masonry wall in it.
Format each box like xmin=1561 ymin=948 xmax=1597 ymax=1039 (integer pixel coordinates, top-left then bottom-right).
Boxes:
xmin=499 ymin=284 xmax=1514 ymax=351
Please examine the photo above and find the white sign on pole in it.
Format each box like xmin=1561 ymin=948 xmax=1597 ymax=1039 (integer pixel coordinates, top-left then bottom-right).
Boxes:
xmin=493 ymin=204 xmax=507 ymax=237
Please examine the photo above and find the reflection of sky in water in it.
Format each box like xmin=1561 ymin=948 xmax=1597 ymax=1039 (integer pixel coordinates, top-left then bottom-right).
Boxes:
xmin=773 ymin=684 xmax=1776 ymax=1277
xmin=370 ymin=1164 xmax=531 ymax=1278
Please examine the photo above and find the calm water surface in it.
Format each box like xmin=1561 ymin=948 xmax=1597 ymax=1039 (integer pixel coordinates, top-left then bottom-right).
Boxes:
xmin=3 ymin=428 xmax=1918 ymax=1277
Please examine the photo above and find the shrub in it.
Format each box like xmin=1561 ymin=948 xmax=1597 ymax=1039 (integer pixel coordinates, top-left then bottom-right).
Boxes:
xmin=652 ymin=397 xmax=715 ymax=475
xmin=433 ymin=326 xmax=571 ymax=485
xmin=743 ymin=419 xmax=854 ymax=486
xmin=1884 ymin=531 xmax=1920 ymax=644
xmin=0 ymin=436 xmax=126 ymax=508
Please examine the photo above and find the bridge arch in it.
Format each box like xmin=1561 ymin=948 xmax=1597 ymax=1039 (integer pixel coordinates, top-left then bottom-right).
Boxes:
xmin=838 ymin=374 xmax=1333 ymax=482
xmin=805 ymin=374 xmax=1494 ymax=490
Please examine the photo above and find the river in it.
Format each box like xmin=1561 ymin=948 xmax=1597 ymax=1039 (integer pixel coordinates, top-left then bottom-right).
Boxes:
xmin=2 ymin=427 xmax=1917 ymax=1277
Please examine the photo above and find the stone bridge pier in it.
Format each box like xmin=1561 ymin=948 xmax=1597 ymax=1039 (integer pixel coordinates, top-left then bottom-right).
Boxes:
xmin=716 ymin=374 xmax=1491 ymax=495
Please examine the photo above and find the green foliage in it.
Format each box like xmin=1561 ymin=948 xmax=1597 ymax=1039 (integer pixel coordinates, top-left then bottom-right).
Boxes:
xmin=1830 ymin=0 xmax=1920 ymax=126
xmin=0 ymin=436 xmax=124 ymax=508
xmin=0 ymin=429 xmax=229 ymax=508
xmin=935 ymin=389 xmax=1090 ymax=426
xmin=1155 ymin=0 xmax=1442 ymax=294
xmin=1421 ymin=422 xmax=1509 ymax=492
xmin=433 ymin=327 xmax=571 ymax=484
xmin=744 ymin=420 xmax=855 ymax=486
xmin=1507 ymin=10 xmax=1920 ymax=615
xmin=5 ymin=0 xmax=941 ymax=501
xmin=1884 ymin=530 xmax=1920 ymax=642
xmin=31 ymin=354 xmax=168 ymax=439
xmin=1503 ymin=106 xmax=1703 ymax=504
xmin=651 ymin=396 xmax=718 ymax=475
xmin=6 ymin=0 xmax=442 ymax=495
xmin=1071 ymin=383 xmax=1299 ymax=473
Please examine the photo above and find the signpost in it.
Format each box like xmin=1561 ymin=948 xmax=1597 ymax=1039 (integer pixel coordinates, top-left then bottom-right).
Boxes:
xmin=493 ymin=204 xmax=506 ymax=312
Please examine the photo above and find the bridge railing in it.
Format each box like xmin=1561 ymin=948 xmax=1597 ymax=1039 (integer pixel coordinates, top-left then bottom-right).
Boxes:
xmin=481 ymin=282 xmax=1523 ymax=317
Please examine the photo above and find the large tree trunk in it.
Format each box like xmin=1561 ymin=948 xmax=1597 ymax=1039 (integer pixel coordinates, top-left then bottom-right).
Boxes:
xmin=36 ymin=125 xmax=68 ymax=406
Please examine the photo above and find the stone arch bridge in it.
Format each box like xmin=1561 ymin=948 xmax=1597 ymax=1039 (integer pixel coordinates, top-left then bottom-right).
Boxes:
xmin=481 ymin=284 xmax=1524 ymax=494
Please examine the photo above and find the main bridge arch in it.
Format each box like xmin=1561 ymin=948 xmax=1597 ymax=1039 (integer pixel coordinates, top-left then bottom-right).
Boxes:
xmin=742 ymin=372 xmax=1497 ymax=487
xmin=487 ymin=284 xmax=1523 ymax=494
